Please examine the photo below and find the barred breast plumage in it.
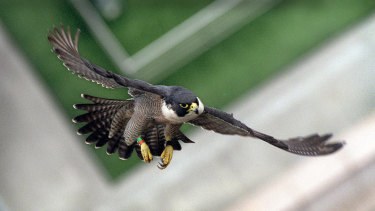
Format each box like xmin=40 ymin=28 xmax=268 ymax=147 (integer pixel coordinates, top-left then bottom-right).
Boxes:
xmin=73 ymin=94 xmax=193 ymax=161
xmin=49 ymin=25 xmax=344 ymax=170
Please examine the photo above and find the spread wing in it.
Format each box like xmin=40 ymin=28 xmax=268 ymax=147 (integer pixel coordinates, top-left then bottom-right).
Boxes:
xmin=189 ymin=107 xmax=344 ymax=156
xmin=47 ymin=25 xmax=167 ymax=96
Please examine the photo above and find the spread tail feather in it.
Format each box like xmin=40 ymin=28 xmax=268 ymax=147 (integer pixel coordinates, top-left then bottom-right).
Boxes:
xmin=74 ymin=94 xmax=194 ymax=161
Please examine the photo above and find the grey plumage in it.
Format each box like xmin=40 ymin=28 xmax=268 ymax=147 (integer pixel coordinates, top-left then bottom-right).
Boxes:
xmin=189 ymin=107 xmax=342 ymax=156
xmin=74 ymin=94 xmax=186 ymax=160
xmin=48 ymin=25 xmax=344 ymax=169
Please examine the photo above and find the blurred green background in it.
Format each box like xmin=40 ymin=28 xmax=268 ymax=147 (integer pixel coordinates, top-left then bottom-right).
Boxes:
xmin=0 ymin=0 xmax=374 ymax=179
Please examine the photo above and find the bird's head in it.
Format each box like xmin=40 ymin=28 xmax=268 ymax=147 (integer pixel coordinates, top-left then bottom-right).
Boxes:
xmin=162 ymin=86 xmax=204 ymax=123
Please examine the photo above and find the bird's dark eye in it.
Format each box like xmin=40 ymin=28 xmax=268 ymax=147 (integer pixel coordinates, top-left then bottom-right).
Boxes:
xmin=179 ymin=103 xmax=189 ymax=108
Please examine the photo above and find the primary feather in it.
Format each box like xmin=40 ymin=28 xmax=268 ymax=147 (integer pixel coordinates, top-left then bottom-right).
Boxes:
xmin=48 ymin=25 xmax=344 ymax=166
xmin=189 ymin=107 xmax=344 ymax=156
xmin=48 ymin=24 xmax=167 ymax=96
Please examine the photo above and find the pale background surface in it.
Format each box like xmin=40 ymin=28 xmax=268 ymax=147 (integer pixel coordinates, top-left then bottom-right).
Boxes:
xmin=0 ymin=13 xmax=375 ymax=211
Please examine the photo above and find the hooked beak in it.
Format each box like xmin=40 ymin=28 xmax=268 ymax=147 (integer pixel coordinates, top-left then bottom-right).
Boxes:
xmin=188 ymin=103 xmax=199 ymax=114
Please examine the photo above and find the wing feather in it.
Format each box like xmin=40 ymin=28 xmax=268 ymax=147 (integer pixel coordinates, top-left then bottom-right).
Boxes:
xmin=48 ymin=24 xmax=167 ymax=96
xmin=189 ymin=107 xmax=344 ymax=156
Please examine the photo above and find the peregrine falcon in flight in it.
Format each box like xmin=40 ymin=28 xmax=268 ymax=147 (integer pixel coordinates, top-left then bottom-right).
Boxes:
xmin=48 ymin=25 xmax=344 ymax=169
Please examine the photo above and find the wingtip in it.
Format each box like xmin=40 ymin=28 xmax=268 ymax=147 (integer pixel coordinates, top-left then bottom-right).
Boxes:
xmin=59 ymin=23 xmax=64 ymax=30
xmin=81 ymin=93 xmax=92 ymax=100
xmin=322 ymin=133 xmax=333 ymax=140
xmin=321 ymin=133 xmax=344 ymax=154
xmin=46 ymin=34 xmax=53 ymax=42
xmin=84 ymin=140 xmax=92 ymax=145
xmin=53 ymin=25 xmax=59 ymax=33
xmin=326 ymin=141 xmax=345 ymax=154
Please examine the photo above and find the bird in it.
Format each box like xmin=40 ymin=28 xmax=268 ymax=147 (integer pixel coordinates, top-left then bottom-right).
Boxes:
xmin=47 ymin=25 xmax=344 ymax=169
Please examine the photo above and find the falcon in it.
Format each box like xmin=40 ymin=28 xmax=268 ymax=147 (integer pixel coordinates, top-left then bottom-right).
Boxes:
xmin=48 ymin=25 xmax=344 ymax=169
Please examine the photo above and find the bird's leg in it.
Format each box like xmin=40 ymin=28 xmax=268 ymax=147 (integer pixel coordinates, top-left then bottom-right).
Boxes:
xmin=137 ymin=137 xmax=153 ymax=163
xmin=158 ymin=124 xmax=181 ymax=169
xmin=158 ymin=136 xmax=173 ymax=169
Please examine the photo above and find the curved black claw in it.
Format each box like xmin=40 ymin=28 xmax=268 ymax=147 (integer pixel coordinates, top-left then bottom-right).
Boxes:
xmin=157 ymin=145 xmax=173 ymax=170
xmin=157 ymin=159 xmax=169 ymax=170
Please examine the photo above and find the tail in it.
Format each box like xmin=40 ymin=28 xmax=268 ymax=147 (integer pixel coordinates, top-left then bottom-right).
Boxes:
xmin=73 ymin=94 xmax=194 ymax=161
xmin=134 ymin=125 xmax=194 ymax=160
xmin=73 ymin=94 xmax=135 ymax=159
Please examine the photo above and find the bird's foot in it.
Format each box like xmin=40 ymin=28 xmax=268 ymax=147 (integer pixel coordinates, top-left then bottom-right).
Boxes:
xmin=140 ymin=142 xmax=153 ymax=163
xmin=158 ymin=145 xmax=173 ymax=169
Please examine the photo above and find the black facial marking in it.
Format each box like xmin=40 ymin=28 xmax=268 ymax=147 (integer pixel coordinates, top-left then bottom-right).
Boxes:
xmin=164 ymin=86 xmax=198 ymax=117
xmin=175 ymin=105 xmax=189 ymax=117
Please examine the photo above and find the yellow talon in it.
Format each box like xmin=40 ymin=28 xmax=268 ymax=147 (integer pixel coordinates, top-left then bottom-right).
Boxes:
xmin=140 ymin=143 xmax=153 ymax=163
xmin=159 ymin=145 xmax=173 ymax=169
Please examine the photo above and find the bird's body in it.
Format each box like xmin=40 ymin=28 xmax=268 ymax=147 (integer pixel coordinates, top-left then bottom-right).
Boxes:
xmin=48 ymin=25 xmax=344 ymax=169
xmin=74 ymin=91 xmax=194 ymax=164
xmin=123 ymin=87 xmax=203 ymax=145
